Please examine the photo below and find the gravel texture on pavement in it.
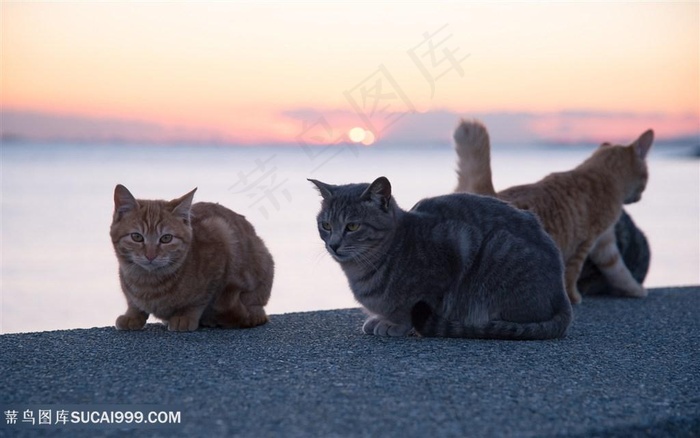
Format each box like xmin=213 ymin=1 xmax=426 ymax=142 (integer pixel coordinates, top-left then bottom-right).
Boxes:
xmin=1 ymin=287 xmax=698 ymax=437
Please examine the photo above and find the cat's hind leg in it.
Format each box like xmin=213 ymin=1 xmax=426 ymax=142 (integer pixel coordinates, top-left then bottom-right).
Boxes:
xmin=238 ymin=282 xmax=270 ymax=328
xmin=362 ymin=315 xmax=413 ymax=337
xmin=207 ymin=284 xmax=268 ymax=329
xmin=212 ymin=302 xmax=268 ymax=328
xmin=564 ymin=242 xmax=593 ymax=304
xmin=589 ymin=227 xmax=647 ymax=297
xmin=237 ymin=302 xmax=269 ymax=328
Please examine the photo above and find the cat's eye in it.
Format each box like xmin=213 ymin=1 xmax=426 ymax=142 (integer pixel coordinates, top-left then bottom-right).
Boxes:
xmin=346 ymin=223 xmax=360 ymax=232
xmin=321 ymin=222 xmax=332 ymax=231
xmin=160 ymin=234 xmax=173 ymax=244
xmin=130 ymin=233 xmax=144 ymax=242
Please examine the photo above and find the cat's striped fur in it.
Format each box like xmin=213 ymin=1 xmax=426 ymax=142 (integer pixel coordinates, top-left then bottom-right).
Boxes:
xmin=310 ymin=177 xmax=572 ymax=340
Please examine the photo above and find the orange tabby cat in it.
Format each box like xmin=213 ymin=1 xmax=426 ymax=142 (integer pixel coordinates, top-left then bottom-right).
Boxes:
xmin=110 ymin=185 xmax=274 ymax=331
xmin=454 ymin=120 xmax=653 ymax=304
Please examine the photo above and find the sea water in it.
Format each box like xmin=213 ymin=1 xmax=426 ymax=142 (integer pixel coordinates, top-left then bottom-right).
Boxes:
xmin=1 ymin=142 xmax=698 ymax=333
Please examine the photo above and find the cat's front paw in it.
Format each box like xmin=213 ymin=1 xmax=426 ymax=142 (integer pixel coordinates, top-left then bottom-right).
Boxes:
xmin=115 ymin=314 xmax=147 ymax=330
xmin=362 ymin=317 xmax=412 ymax=337
xmin=362 ymin=316 xmax=381 ymax=335
xmin=379 ymin=322 xmax=413 ymax=337
xmin=167 ymin=315 xmax=199 ymax=332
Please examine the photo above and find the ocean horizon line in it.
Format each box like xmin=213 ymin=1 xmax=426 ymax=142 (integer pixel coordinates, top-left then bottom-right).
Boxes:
xmin=2 ymin=133 xmax=698 ymax=151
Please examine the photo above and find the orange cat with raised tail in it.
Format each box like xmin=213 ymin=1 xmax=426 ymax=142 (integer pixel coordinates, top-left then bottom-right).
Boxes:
xmin=454 ymin=120 xmax=653 ymax=304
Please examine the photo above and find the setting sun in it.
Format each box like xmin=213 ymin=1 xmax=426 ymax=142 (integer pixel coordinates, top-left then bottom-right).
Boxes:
xmin=348 ymin=127 xmax=376 ymax=146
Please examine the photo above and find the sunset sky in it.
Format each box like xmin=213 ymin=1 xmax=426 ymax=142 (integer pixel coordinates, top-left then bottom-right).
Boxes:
xmin=2 ymin=1 xmax=698 ymax=145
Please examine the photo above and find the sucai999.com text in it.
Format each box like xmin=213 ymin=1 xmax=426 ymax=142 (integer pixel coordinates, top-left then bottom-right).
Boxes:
xmin=2 ymin=406 xmax=181 ymax=430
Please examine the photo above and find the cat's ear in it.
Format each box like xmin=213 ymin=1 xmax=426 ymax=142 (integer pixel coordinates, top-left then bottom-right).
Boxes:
xmin=308 ymin=179 xmax=334 ymax=200
xmin=170 ymin=188 xmax=197 ymax=224
xmin=113 ymin=184 xmax=139 ymax=221
xmin=361 ymin=176 xmax=392 ymax=211
xmin=633 ymin=129 xmax=654 ymax=160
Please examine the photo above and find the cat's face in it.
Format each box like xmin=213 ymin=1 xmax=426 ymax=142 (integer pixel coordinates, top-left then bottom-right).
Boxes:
xmin=310 ymin=177 xmax=396 ymax=265
xmin=110 ymin=185 xmax=195 ymax=272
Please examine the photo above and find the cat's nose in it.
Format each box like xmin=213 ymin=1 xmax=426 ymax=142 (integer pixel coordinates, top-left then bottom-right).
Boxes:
xmin=329 ymin=242 xmax=341 ymax=253
xmin=145 ymin=247 xmax=158 ymax=261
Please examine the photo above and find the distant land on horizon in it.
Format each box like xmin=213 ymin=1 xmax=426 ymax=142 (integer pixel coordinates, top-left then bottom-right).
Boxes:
xmin=1 ymin=108 xmax=698 ymax=150
xmin=2 ymin=132 xmax=699 ymax=156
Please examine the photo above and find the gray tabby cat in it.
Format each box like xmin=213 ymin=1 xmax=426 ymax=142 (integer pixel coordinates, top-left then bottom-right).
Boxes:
xmin=309 ymin=176 xmax=572 ymax=339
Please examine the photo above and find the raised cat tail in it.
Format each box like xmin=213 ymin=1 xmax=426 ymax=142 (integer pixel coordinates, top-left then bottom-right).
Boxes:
xmin=453 ymin=119 xmax=497 ymax=196
xmin=411 ymin=300 xmax=572 ymax=340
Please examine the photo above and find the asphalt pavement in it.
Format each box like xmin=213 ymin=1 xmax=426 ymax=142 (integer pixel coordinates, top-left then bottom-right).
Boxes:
xmin=1 ymin=286 xmax=698 ymax=437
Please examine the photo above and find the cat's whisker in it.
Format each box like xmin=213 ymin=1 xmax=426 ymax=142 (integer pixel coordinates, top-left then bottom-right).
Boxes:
xmin=349 ymin=247 xmax=383 ymax=272
xmin=336 ymin=244 xmax=376 ymax=271
xmin=312 ymin=247 xmax=331 ymax=265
